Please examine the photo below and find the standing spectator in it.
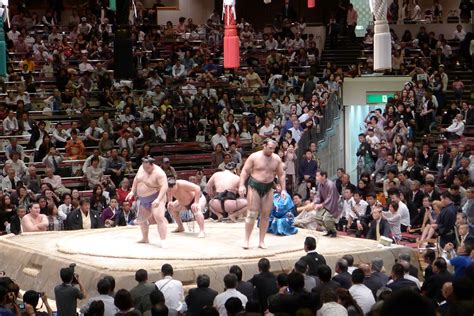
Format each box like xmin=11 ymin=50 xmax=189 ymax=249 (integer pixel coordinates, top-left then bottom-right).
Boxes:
xmin=436 ymin=192 xmax=458 ymax=248
xmin=155 ymin=264 xmax=185 ymax=315
xmin=54 ymin=267 xmax=87 ymax=316
xmin=213 ymin=274 xmax=248 ymax=316
xmin=349 ymin=269 xmax=375 ymax=315
xmin=314 ymin=170 xmax=341 ymax=237
xmin=248 ymin=258 xmax=277 ymax=311
xmin=185 ymin=274 xmax=218 ymax=316
xmin=129 ymin=269 xmax=157 ymax=315
xmin=346 ymin=4 xmax=358 ymax=43
xmin=299 ymin=236 xmax=326 ymax=277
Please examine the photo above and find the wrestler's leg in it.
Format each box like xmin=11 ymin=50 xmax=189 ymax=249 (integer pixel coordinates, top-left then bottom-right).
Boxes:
xmin=137 ymin=205 xmax=153 ymax=243
xmin=209 ymin=199 xmax=225 ymax=221
xmin=244 ymin=187 xmax=261 ymax=249
xmin=192 ymin=194 xmax=207 ymax=238
xmin=259 ymin=191 xmax=274 ymax=249
xmin=168 ymin=201 xmax=185 ymax=233
xmin=227 ymin=199 xmax=248 ymax=222
xmin=151 ymin=200 xmax=167 ymax=241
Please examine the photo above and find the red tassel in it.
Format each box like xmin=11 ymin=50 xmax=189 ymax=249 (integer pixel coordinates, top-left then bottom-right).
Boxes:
xmin=224 ymin=24 xmax=240 ymax=69
xmin=308 ymin=0 xmax=315 ymax=8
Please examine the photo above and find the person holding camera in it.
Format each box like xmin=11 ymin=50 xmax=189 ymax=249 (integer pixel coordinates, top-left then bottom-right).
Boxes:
xmin=21 ymin=290 xmax=52 ymax=316
xmin=54 ymin=267 xmax=87 ymax=316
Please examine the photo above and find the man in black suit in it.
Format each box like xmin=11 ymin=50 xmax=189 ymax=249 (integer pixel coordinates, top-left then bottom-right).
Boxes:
xmin=406 ymin=157 xmax=424 ymax=183
xmin=312 ymin=264 xmax=341 ymax=298
xmin=229 ymin=265 xmax=254 ymax=301
xmin=429 ymin=145 xmax=450 ymax=182
xmin=299 ymin=237 xmax=326 ymax=277
xmin=386 ymin=263 xmax=418 ymax=292
xmin=268 ymin=272 xmax=317 ymax=315
xmin=248 ymin=258 xmax=278 ymax=311
xmin=332 ymin=259 xmax=352 ymax=289
xmin=114 ymin=200 xmax=136 ymax=226
xmin=360 ymin=258 xmax=389 ymax=298
xmin=8 ymin=206 xmax=27 ymax=235
xmin=66 ymin=199 xmax=102 ymax=230
xmin=336 ymin=173 xmax=357 ymax=195
xmin=421 ymin=257 xmax=453 ymax=304
xmin=436 ymin=192 xmax=458 ymax=248
xmin=185 ymin=274 xmax=218 ymax=316
xmin=424 ymin=180 xmax=441 ymax=202
xmin=366 ymin=207 xmax=390 ymax=241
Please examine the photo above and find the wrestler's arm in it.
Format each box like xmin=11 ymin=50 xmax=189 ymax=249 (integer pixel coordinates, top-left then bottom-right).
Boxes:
xmin=238 ymin=155 xmax=253 ymax=187
xmin=205 ymin=175 xmax=215 ymax=197
xmin=38 ymin=215 xmax=49 ymax=231
xmin=275 ymin=155 xmax=286 ymax=192
xmin=128 ymin=167 xmax=140 ymax=200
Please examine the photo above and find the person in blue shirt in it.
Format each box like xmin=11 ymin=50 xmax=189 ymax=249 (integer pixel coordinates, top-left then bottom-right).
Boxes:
xmin=442 ymin=239 xmax=473 ymax=278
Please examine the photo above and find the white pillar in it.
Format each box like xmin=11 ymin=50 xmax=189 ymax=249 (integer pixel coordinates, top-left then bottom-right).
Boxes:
xmin=370 ymin=0 xmax=392 ymax=71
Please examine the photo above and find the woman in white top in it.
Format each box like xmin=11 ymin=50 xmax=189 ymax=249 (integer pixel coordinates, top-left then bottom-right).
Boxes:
xmin=383 ymin=201 xmax=402 ymax=242
xmin=411 ymin=0 xmax=422 ymax=21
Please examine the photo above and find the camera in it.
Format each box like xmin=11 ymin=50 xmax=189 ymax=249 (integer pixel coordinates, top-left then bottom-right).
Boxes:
xmin=69 ymin=263 xmax=79 ymax=285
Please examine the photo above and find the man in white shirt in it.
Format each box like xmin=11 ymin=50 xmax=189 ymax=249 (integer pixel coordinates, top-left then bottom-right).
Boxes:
xmin=82 ymin=149 xmax=108 ymax=174
xmin=349 ymin=269 xmax=375 ymax=315
xmin=85 ymin=120 xmax=104 ymax=146
xmin=48 ymin=26 xmax=63 ymax=43
xmin=293 ymin=33 xmax=305 ymax=50
xmin=42 ymin=147 xmax=65 ymax=173
xmin=3 ymin=110 xmax=19 ymax=135
xmin=366 ymin=128 xmax=380 ymax=149
xmin=151 ymin=120 xmax=167 ymax=142
xmin=259 ymin=117 xmax=275 ymax=139
xmin=441 ymin=114 xmax=465 ymax=139
xmin=7 ymin=25 xmax=20 ymax=43
xmin=390 ymin=190 xmax=411 ymax=231
xmin=298 ymin=108 xmax=315 ymax=124
xmin=5 ymin=138 xmax=25 ymax=161
xmin=97 ymin=112 xmax=114 ymax=135
xmin=452 ymin=24 xmax=466 ymax=42
xmin=78 ymin=55 xmax=94 ymax=73
xmin=42 ymin=168 xmax=71 ymax=196
xmin=264 ymin=34 xmax=279 ymax=50
xmin=5 ymin=152 xmax=28 ymax=178
xmin=348 ymin=191 xmax=369 ymax=237
xmin=288 ymin=120 xmax=303 ymax=143
xmin=79 ymin=279 xmax=118 ymax=316
xmin=172 ymin=60 xmax=186 ymax=79
xmin=211 ymin=126 xmax=229 ymax=150
xmin=155 ymin=264 xmax=186 ymax=314
xmin=213 ymin=274 xmax=248 ymax=316
xmin=52 ymin=123 xmax=71 ymax=148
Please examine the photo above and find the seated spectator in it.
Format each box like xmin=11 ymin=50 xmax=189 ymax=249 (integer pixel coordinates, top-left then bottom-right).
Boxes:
xmin=361 ymin=258 xmax=389 ymax=298
xmin=65 ymin=130 xmax=86 ymax=160
xmin=441 ymin=240 xmax=473 ymax=278
xmin=85 ymin=157 xmax=105 ymax=189
xmin=367 ymin=206 xmax=391 ymax=241
xmin=299 ymin=236 xmax=326 ymax=277
xmin=42 ymin=168 xmax=71 ymax=196
xmin=101 ymin=198 xmax=120 ymax=227
xmin=115 ymin=200 xmax=136 ymax=227
xmin=228 ymin=266 xmax=254 ymax=301
xmin=293 ymin=260 xmax=316 ymax=293
xmin=58 ymin=194 xmax=73 ymax=221
xmin=2 ymin=110 xmax=19 ymax=135
xmin=421 ymin=257 xmax=453 ymax=303
xmin=105 ymin=149 xmax=126 ymax=187
xmin=80 ymin=278 xmax=118 ymax=316
xmin=214 ymin=273 xmax=248 ymax=316
xmin=46 ymin=202 xmax=64 ymax=231
xmin=441 ymin=114 xmax=465 ymax=140
xmin=382 ymin=201 xmax=402 ymax=242
xmin=248 ymin=258 xmax=277 ymax=311
xmin=333 ymin=259 xmax=352 ymax=289
xmin=66 ymin=199 xmax=102 ymax=230
xmin=185 ymin=274 xmax=218 ymax=316
xmin=114 ymin=289 xmax=141 ymax=316
xmin=155 ymin=264 xmax=185 ymax=315
xmin=42 ymin=147 xmax=65 ymax=174
xmin=129 ymin=269 xmax=157 ymax=315
xmin=84 ymin=120 xmax=104 ymax=147
xmin=349 ymin=269 xmax=375 ymax=315
xmin=5 ymin=152 xmax=27 ymax=179
xmin=316 ymin=290 xmax=347 ymax=316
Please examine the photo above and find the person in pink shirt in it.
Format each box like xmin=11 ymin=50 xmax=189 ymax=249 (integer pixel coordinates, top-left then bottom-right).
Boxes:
xmin=452 ymin=76 xmax=465 ymax=102
xmin=346 ymin=3 xmax=358 ymax=42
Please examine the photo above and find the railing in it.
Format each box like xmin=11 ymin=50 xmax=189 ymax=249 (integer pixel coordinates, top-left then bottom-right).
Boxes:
xmin=297 ymin=92 xmax=342 ymax=157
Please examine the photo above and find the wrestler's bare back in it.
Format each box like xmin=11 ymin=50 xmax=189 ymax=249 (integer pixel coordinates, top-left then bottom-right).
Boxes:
xmin=135 ymin=165 xmax=167 ymax=197
xmin=171 ymin=180 xmax=200 ymax=206
xmin=208 ymin=170 xmax=240 ymax=194
xmin=245 ymin=151 xmax=282 ymax=183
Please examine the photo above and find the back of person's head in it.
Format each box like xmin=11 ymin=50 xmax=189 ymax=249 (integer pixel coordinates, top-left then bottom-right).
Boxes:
xmin=277 ymin=273 xmax=288 ymax=287
xmin=151 ymin=303 xmax=169 ymax=316
xmin=225 ymin=297 xmax=243 ymax=315
xmin=86 ymin=300 xmax=105 ymax=316
xmin=0 ymin=285 xmax=8 ymax=304
xmin=433 ymin=257 xmax=447 ymax=271
xmin=452 ymin=277 xmax=474 ymax=300
xmin=245 ymin=300 xmax=261 ymax=313
xmin=114 ymin=289 xmax=133 ymax=312
xmin=97 ymin=278 xmax=111 ymax=295
xmin=60 ymin=267 xmax=74 ymax=283
xmin=224 ymin=273 xmax=238 ymax=289
xmin=423 ymin=249 xmax=436 ymax=263
xmin=336 ymin=259 xmax=348 ymax=272
xmin=103 ymin=275 xmax=115 ymax=293
xmin=258 ymin=258 xmax=271 ymax=272
xmin=381 ymin=289 xmax=436 ymax=316
xmin=342 ymin=255 xmax=354 ymax=267
xmin=304 ymin=236 xmax=316 ymax=251
xmin=294 ymin=260 xmax=308 ymax=274
xmin=161 ymin=264 xmax=173 ymax=276
xmin=229 ymin=265 xmax=243 ymax=282
xmin=371 ymin=258 xmax=384 ymax=273
xmin=199 ymin=306 xmax=219 ymax=316
xmin=351 ymin=269 xmax=365 ymax=284
xmin=23 ymin=290 xmax=40 ymax=309
xmin=317 ymin=264 xmax=332 ymax=283
xmin=135 ymin=269 xmax=148 ymax=283
xmin=391 ymin=263 xmax=405 ymax=279
xmin=197 ymin=274 xmax=210 ymax=288
xmin=321 ymin=289 xmax=338 ymax=303
xmin=149 ymin=289 xmax=165 ymax=305
xmin=398 ymin=253 xmax=411 ymax=264
xmin=287 ymin=272 xmax=305 ymax=292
